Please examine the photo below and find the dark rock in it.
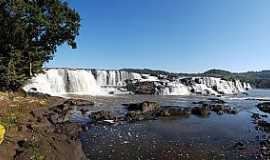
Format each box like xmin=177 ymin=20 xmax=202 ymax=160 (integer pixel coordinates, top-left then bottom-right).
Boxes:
xmin=31 ymin=99 xmax=82 ymax=125
xmin=191 ymin=106 xmax=210 ymax=117
xmin=257 ymin=102 xmax=270 ymax=113
xmin=251 ymin=113 xmax=261 ymax=120
xmin=125 ymin=101 xmax=160 ymax=113
xmin=126 ymin=111 xmax=145 ymax=121
xmin=64 ymin=98 xmax=94 ymax=106
xmin=128 ymin=81 xmax=157 ymax=95
xmin=54 ymin=122 xmax=82 ymax=140
xmin=233 ymin=142 xmax=246 ymax=150
xmin=48 ymin=104 xmax=74 ymax=124
xmin=90 ymin=111 xmax=115 ymax=122
xmin=210 ymin=104 xmax=225 ymax=113
xmin=159 ymin=107 xmax=191 ymax=117
xmin=259 ymin=138 xmax=270 ymax=159
xmin=257 ymin=120 xmax=270 ymax=133
xmin=79 ymin=108 xmax=89 ymax=115
xmin=223 ymin=106 xmax=238 ymax=115
xmin=27 ymin=91 xmax=51 ymax=99
xmin=192 ymin=100 xmax=238 ymax=115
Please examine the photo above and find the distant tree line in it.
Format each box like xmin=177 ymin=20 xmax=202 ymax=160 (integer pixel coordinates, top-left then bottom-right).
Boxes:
xmin=0 ymin=0 xmax=80 ymax=91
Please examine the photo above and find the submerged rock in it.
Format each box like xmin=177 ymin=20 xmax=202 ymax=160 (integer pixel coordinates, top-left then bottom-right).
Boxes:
xmin=191 ymin=106 xmax=210 ymax=117
xmin=159 ymin=107 xmax=191 ymax=117
xmin=257 ymin=102 xmax=270 ymax=113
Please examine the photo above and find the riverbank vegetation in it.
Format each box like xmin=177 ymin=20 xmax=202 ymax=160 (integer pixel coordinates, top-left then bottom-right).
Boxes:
xmin=0 ymin=0 xmax=80 ymax=91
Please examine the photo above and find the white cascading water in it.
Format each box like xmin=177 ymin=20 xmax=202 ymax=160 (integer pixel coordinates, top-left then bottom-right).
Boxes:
xmin=23 ymin=69 xmax=67 ymax=96
xmin=24 ymin=69 xmax=251 ymax=96
xmin=196 ymin=77 xmax=246 ymax=95
xmin=96 ymin=70 xmax=108 ymax=86
xmin=65 ymin=70 xmax=102 ymax=95
xmin=192 ymin=83 xmax=218 ymax=95
xmin=165 ymin=82 xmax=191 ymax=96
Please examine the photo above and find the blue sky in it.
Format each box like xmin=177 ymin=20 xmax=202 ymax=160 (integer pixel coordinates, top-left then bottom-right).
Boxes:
xmin=47 ymin=0 xmax=270 ymax=73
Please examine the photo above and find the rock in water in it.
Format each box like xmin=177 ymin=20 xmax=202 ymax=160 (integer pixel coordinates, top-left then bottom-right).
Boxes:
xmin=257 ymin=102 xmax=270 ymax=113
xmin=191 ymin=106 xmax=210 ymax=117
xmin=90 ymin=111 xmax=115 ymax=122
xmin=125 ymin=101 xmax=160 ymax=113
xmin=159 ymin=107 xmax=191 ymax=117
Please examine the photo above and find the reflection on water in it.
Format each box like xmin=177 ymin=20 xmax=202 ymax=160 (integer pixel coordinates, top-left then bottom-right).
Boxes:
xmin=78 ymin=89 xmax=270 ymax=160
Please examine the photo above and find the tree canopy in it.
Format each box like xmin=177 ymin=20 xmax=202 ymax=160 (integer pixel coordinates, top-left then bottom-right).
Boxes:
xmin=0 ymin=0 xmax=80 ymax=91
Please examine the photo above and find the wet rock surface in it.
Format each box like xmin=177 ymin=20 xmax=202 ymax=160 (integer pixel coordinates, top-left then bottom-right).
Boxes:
xmin=158 ymin=106 xmax=191 ymax=117
xmin=258 ymin=102 xmax=270 ymax=113
xmin=125 ymin=101 xmax=160 ymax=113
xmin=259 ymin=138 xmax=270 ymax=159
xmin=79 ymin=94 xmax=270 ymax=160
xmin=13 ymin=98 xmax=89 ymax=160
xmin=129 ymin=81 xmax=157 ymax=95
xmin=250 ymin=111 xmax=270 ymax=160
xmin=90 ymin=110 xmax=116 ymax=122
xmin=85 ymin=100 xmax=240 ymax=124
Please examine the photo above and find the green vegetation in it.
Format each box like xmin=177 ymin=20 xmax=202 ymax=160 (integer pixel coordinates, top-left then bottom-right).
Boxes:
xmin=0 ymin=0 xmax=80 ymax=91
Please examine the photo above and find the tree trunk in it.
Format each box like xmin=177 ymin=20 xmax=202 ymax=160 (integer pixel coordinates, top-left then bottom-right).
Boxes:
xmin=29 ymin=61 xmax=33 ymax=77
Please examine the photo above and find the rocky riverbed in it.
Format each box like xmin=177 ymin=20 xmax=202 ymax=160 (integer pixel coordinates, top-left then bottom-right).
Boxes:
xmin=76 ymin=90 xmax=270 ymax=160
xmin=1 ymin=89 xmax=270 ymax=160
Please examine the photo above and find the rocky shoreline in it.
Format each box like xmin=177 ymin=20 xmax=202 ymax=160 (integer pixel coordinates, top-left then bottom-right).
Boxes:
xmin=1 ymin=91 xmax=270 ymax=159
xmin=0 ymin=93 xmax=92 ymax=160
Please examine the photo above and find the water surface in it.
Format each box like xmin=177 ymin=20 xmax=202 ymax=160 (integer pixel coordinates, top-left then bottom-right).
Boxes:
xmin=78 ymin=90 xmax=270 ymax=160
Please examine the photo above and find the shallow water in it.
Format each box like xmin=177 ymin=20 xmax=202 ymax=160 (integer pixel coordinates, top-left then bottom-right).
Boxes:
xmin=77 ymin=90 xmax=270 ymax=160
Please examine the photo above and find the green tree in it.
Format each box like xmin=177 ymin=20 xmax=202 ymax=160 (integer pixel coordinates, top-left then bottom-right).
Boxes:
xmin=0 ymin=0 xmax=80 ymax=91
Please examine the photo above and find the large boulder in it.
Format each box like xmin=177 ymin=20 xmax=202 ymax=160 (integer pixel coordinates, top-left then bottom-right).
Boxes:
xmin=90 ymin=111 xmax=115 ymax=122
xmin=124 ymin=101 xmax=160 ymax=121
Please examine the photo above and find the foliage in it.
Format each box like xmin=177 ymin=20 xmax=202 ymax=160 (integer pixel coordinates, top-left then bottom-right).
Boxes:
xmin=0 ymin=0 xmax=80 ymax=91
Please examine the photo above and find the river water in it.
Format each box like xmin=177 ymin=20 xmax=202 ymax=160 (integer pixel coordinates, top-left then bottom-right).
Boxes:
xmin=75 ymin=89 xmax=270 ymax=160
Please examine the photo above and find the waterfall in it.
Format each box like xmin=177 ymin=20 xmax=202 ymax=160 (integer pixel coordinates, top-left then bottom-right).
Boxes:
xmin=96 ymin=70 xmax=108 ymax=86
xmin=23 ymin=69 xmax=67 ymax=96
xmin=24 ymin=68 xmax=251 ymax=96
xmin=65 ymin=70 xmax=102 ymax=95
xmin=162 ymin=82 xmax=191 ymax=96
xmin=24 ymin=69 xmax=103 ymax=96
xmin=195 ymin=77 xmax=247 ymax=95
